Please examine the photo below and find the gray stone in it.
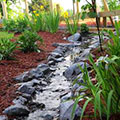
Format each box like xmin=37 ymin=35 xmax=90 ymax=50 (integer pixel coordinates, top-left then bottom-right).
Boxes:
xmin=63 ymin=62 xmax=87 ymax=80
xmin=13 ymin=96 xmax=27 ymax=105
xmin=50 ymin=52 xmax=62 ymax=58
xmin=48 ymin=61 xmax=55 ymax=66
xmin=18 ymin=84 xmax=35 ymax=95
xmin=44 ymin=114 xmax=54 ymax=120
xmin=60 ymin=100 xmax=82 ymax=120
xmin=0 ymin=115 xmax=8 ymax=120
xmin=68 ymin=33 xmax=82 ymax=42
xmin=3 ymin=104 xmax=30 ymax=116
xmin=61 ymin=92 xmax=72 ymax=102
xmin=14 ymin=69 xmax=44 ymax=82
xmin=22 ymin=93 xmax=32 ymax=101
xmin=28 ymin=102 xmax=45 ymax=112
xmin=36 ymin=64 xmax=50 ymax=74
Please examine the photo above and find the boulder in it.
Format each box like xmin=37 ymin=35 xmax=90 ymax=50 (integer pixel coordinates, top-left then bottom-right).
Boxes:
xmin=60 ymin=100 xmax=82 ymax=120
xmin=0 ymin=115 xmax=8 ymax=120
xmin=63 ymin=62 xmax=87 ymax=80
xmin=14 ymin=69 xmax=43 ymax=82
xmin=13 ymin=96 xmax=27 ymax=105
xmin=36 ymin=64 xmax=50 ymax=74
xmin=18 ymin=84 xmax=35 ymax=95
xmin=43 ymin=114 xmax=54 ymax=120
xmin=3 ymin=104 xmax=30 ymax=116
xmin=68 ymin=33 xmax=82 ymax=42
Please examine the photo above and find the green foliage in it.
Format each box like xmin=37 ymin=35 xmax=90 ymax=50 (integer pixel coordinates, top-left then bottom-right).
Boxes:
xmin=80 ymin=23 xmax=89 ymax=33
xmin=65 ymin=15 xmax=79 ymax=35
xmin=72 ymin=55 xmax=120 ymax=119
xmin=44 ymin=11 xmax=60 ymax=33
xmin=0 ymin=31 xmax=14 ymax=39
xmin=3 ymin=19 xmax=16 ymax=31
xmin=15 ymin=17 xmax=28 ymax=32
xmin=107 ymin=0 xmax=120 ymax=11
xmin=25 ymin=12 xmax=46 ymax=32
xmin=104 ymin=21 xmax=120 ymax=56
xmin=18 ymin=30 xmax=43 ymax=53
xmin=3 ymin=16 xmax=28 ymax=33
xmin=0 ymin=38 xmax=16 ymax=60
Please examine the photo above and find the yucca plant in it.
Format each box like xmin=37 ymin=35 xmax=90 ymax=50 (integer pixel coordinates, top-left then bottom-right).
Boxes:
xmin=0 ymin=38 xmax=17 ymax=60
xmin=72 ymin=55 xmax=120 ymax=120
xmin=44 ymin=11 xmax=60 ymax=33
xmin=105 ymin=21 xmax=120 ymax=56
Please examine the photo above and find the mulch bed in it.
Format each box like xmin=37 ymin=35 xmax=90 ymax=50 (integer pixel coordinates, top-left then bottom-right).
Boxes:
xmin=0 ymin=30 xmax=69 ymax=115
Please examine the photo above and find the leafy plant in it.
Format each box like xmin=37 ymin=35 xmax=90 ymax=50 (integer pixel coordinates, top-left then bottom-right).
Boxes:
xmin=80 ymin=23 xmax=89 ymax=34
xmin=0 ymin=31 xmax=14 ymax=39
xmin=0 ymin=38 xmax=17 ymax=60
xmin=32 ymin=11 xmax=46 ymax=31
xmin=3 ymin=16 xmax=28 ymax=32
xmin=104 ymin=21 xmax=120 ymax=56
xmin=72 ymin=55 xmax=120 ymax=120
xmin=18 ymin=30 xmax=43 ymax=53
xmin=3 ymin=18 xmax=16 ymax=31
xmin=64 ymin=12 xmax=79 ymax=35
xmin=44 ymin=11 xmax=60 ymax=33
xmin=16 ymin=17 xmax=28 ymax=32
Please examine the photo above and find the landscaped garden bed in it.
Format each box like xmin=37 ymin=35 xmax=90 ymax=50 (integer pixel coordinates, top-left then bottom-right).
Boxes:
xmin=0 ymin=0 xmax=120 ymax=119
xmin=0 ymin=30 xmax=69 ymax=115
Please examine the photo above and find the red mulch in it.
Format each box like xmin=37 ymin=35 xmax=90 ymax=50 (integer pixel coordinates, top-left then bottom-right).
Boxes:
xmin=0 ymin=30 xmax=69 ymax=115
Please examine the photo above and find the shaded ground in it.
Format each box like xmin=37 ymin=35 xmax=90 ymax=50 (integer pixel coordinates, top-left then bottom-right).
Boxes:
xmin=0 ymin=31 xmax=69 ymax=115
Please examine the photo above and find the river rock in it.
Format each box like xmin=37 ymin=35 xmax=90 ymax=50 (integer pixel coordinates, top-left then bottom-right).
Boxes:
xmin=36 ymin=64 xmax=50 ymax=75
xmin=0 ymin=115 xmax=8 ymax=120
xmin=18 ymin=84 xmax=35 ymax=95
xmin=68 ymin=33 xmax=82 ymax=42
xmin=14 ymin=69 xmax=44 ymax=82
xmin=43 ymin=114 xmax=54 ymax=120
xmin=13 ymin=96 xmax=27 ymax=105
xmin=3 ymin=104 xmax=30 ymax=116
xmin=60 ymin=100 xmax=82 ymax=120
xmin=63 ymin=62 xmax=87 ymax=80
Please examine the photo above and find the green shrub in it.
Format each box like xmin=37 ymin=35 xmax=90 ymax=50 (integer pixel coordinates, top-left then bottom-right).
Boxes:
xmin=18 ymin=30 xmax=43 ymax=53
xmin=16 ymin=17 xmax=28 ymax=32
xmin=44 ymin=11 xmax=60 ymax=33
xmin=80 ymin=23 xmax=89 ymax=33
xmin=0 ymin=38 xmax=17 ymax=60
xmin=0 ymin=31 xmax=14 ymax=39
xmin=72 ymin=55 xmax=120 ymax=120
xmin=3 ymin=19 xmax=16 ymax=31
xmin=3 ymin=17 xmax=28 ymax=33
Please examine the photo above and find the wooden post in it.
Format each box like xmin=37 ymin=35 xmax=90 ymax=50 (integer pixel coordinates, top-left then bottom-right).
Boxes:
xmin=73 ymin=0 xmax=75 ymax=16
xmin=24 ymin=0 xmax=29 ymax=14
xmin=1 ymin=1 xmax=8 ymax=19
xmin=50 ymin=0 xmax=53 ymax=12
xmin=102 ymin=0 xmax=114 ymax=27
xmin=76 ymin=0 xmax=79 ymax=14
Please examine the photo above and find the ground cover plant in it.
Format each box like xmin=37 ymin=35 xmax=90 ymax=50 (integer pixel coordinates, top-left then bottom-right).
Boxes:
xmin=0 ymin=31 xmax=14 ymax=39
xmin=80 ymin=23 xmax=89 ymax=34
xmin=0 ymin=38 xmax=17 ymax=60
xmin=17 ymin=30 xmax=43 ymax=53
